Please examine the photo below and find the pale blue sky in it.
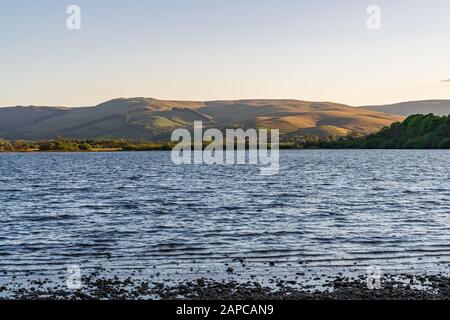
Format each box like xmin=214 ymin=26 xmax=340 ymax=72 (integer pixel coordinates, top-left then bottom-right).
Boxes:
xmin=1 ymin=0 xmax=449 ymax=107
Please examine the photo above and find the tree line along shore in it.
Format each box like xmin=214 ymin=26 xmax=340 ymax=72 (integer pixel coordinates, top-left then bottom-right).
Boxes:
xmin=0 ymin=139 xmax=173 ymax=152
xmin=1 ymin=114 xmax=450 ymax=152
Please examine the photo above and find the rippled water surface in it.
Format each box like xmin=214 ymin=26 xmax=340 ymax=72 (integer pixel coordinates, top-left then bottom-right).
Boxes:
xmin=0 ymin=150 xmax=449 ymax=285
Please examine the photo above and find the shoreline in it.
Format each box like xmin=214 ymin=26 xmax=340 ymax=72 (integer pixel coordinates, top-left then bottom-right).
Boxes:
xmin=1 ymin=272 xmax=449 ymax=300
xmin=2 ymin=148 xmax=450 ymax=153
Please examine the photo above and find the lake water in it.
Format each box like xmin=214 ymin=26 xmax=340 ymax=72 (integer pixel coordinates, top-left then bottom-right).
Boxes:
xmin=0 ymin=150 xmax=449 ymax=287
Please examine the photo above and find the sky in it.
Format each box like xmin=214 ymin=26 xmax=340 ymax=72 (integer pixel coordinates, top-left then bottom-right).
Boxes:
xmin=0 ymin=0 xmax=449 ymax=107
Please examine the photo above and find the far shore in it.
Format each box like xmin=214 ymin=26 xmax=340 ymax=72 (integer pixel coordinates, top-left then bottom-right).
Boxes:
xmin=2 ymin=147 xmax=450 ymax=153
xmin=0 ymin=148 xmax=123 ymax=153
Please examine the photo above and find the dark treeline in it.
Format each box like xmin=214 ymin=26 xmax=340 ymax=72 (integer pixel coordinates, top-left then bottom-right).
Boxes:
xmin=305 ymin=114 xmax=450 ymax=149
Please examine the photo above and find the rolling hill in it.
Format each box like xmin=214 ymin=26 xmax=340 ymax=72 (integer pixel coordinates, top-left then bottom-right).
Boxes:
xmin=362 ymin=100 xmax=450 ymax=116
xmin=0 ymin=98 xmax=404 ymax=141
